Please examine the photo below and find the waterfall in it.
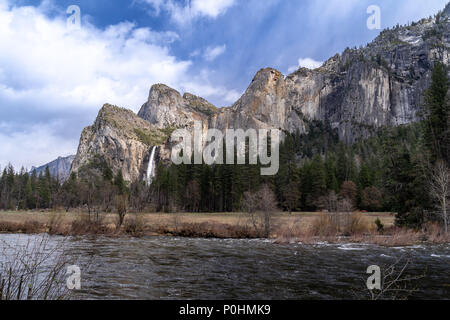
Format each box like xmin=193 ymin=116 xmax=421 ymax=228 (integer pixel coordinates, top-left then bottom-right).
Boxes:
xmin=145 ymin=146 xmax=157 ymax=185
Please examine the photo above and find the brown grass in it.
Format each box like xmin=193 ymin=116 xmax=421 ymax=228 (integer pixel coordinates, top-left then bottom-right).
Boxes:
xmin=123 ymin=214 xmax=145 ymax=237
xmin=153 ymin=222 xmax=259 ymax=238
xmin=344 ymin=212 xmax=371 ymax=235
xmin=0 ymin=220 xmax=44 ymax=234
xmin=69 ymin=214 xmax=111 ymax=236
xmin=308 ymin=212 xmax=371 ymax=237
xmin=275 ymin=214 xmax=450 ymax=246
xmin=2 ymin=210 xmax=448 ymax=246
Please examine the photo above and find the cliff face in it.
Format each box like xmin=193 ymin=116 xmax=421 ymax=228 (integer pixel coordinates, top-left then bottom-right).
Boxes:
xmin=71 ymin=5 xmax=450 ymax=181
xmin=70 ymin=104 xmax=168 ymax=182
xmin=31 ymin=155 xmax=75 ymax=181
xmin=284 ymin=8 xmax=450 ymax=143
xmin=140 ymin=10 xmax=450 ymax=144
xmin=138 ymin=84 xmax=218 ymax=129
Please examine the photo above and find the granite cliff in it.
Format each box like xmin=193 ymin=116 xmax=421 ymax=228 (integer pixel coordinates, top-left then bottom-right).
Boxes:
xmin=31 ymin=155 xmax=75 ymax=181
xmin=71 ymin=4 xmax=450 ymax=181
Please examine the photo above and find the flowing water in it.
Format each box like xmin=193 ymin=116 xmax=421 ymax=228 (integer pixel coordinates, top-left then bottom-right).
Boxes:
xmin=145 ymin=146 xmax=157 ymax=185
xmin=0 ymin=234 xmax=449 ymax=300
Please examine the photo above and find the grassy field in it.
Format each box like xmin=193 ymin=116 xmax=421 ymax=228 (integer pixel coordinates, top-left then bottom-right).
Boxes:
xmin=1 ymin=210 xmax=448 ymax=246
xmin=0 ymin=210 xmax=396 ymax=235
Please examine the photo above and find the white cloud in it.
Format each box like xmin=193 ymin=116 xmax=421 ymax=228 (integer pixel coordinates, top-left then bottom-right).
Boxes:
xmin=0 ymin=125 xmax=77 ymax=172
xmin=288 ymin=57 xmax=323 ymax=73
xmin=0 ymin=1 xmax=238 ymax=169
xmin=143 ymin=0 xmax=236 ymax=24
xmin=203 ymin=45 xmax=227 ymax=61
xmin=192 ymin=0 xmax=236 ymax=18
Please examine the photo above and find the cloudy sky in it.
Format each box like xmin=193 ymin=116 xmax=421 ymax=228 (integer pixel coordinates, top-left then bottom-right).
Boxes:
xmin=0 ymin=0 xmax=447 ymax=170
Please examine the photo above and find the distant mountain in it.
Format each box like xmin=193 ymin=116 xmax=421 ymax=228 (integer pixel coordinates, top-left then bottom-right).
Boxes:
xmin=31 ymin=155 xmax=75 ymax=181
xmin=71 ymin=3 xmax=450 ymax=182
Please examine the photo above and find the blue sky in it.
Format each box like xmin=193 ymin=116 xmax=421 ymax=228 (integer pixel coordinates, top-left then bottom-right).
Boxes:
xmin=0 ymin=0 xmax=448 ymax=169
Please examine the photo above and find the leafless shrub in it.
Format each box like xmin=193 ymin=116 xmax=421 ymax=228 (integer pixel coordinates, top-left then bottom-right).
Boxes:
xmin=343 ymin=212 xmax=369 ymax=235
xmin=337 ymin=198 xmax=354 ymax=213
xmin=171 ymin=213 xmax=181 ymax=233
xmin=0 ymin=221 xmax=44 ymax=234
xmin=315 ymin=191 xmax=338 ymax=212
xmin=311 ymin=211 xmax=369 ymax=237
xmin=362 ymin=255 xmax=425 ymax=300
xmin=123 ymin=214 xmax=145 ymax=237
xmin=167 ymin=222 xmax=258 ymax=239
xmin=427 ymin=160 xmax=449 ymax=233
xmin=115 ymin=195 xmax=128 ymax=229
xmin=48 ymin=213 xmax=65 ymax=235
xmin=0 ymin=235 xmax=73 ymax=300
xmin=243 ymin=184 xmax=278 ymax=238
xmin=311 ymin=213 xmax=339 ymax=236
xmin=276 ymin=216 xmax=304 ymax=240
xmin=339 ymin=181 xmax=358 ymax=206
xmin=70 ymin=214 xmax=107 ymax=236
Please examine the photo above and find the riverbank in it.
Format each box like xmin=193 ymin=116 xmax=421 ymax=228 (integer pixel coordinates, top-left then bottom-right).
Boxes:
xmin=0 ymin=210 xmax=448 ymax=245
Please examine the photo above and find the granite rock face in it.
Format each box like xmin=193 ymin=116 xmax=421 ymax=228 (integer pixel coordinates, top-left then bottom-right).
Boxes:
xmin=71 ymin=104 xmax=168 ymax=182
xmin=140 ymin=11 xmax=449 ymax=144
xmin=31 ymin=155 xmax=75 ymax=182
xmin=138 ymin=84 xmax=217 ymax=129
xmin=71 ymin=5 xmax=450 ymax=181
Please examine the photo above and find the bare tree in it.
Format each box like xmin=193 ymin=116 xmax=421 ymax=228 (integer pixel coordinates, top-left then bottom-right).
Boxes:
xmin=428 ymin=160 xmax=450 ymax=233
xmin=339 ymin=181 xmax=358 ymax=206
xmin=282 ymin=182 xmax=301 ymax=214
xmin=243 ymin=184 xmax=278 ymax=238
xmin=315 ymin=191 xmax=338 ymax=212
xmin=115 ymin=194 xmax=128 ymax=229
xmin=337 ymin=197 xmax=354 ymax=213
xmin=361 ymin=186 xmax=382 ymax=211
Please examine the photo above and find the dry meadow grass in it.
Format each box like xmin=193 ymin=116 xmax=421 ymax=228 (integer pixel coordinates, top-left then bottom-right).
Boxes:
xmin=2 ymin=210 xmax=448 ymax=246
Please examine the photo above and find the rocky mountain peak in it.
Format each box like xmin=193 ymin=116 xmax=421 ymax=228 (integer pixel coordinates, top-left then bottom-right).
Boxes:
xmin=183 ymin=92 xmax=219 ymax=116
xmin=71 ymin=103 xmax=168 ymax=181
xmin=221 ymin=67 xmax=287 ymax=130
xmin=71 ymin=3 xmax=450 ymax=182
xmin=234 ymin=67 xmax=285 ymax=111
xmin=443 ymin=2 xmax=450 ymax=17
xmin=31 ymin=155 xmax=75 ymax=181
xmin=137 ymin=83 xmax=214 ymax=129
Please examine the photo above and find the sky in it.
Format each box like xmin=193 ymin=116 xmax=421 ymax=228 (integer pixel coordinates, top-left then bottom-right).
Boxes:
xmin=0 ymin=0 xmax=448 ymax=170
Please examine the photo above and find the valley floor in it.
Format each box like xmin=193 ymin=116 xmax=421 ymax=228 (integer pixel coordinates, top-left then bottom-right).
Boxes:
xmin=0 ymin=210 xmax=448 ymax=246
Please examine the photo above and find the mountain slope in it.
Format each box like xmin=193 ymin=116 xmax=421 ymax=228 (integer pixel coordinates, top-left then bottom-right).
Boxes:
xmin=70 ymin=104 xmax=170 ymax=182
xmin=31 ymin=155 xmax=75 ymax=181
xmin=140 ymin=6 xmax=450 ymax=143
xmin=71 ymin=4 xmax=450 ymax=181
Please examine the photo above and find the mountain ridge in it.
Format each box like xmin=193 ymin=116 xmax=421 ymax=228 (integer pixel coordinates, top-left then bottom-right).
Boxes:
xmin=71 ymin=4 xmax=450 ymax=181
xmin=31 ymin=155 xmax=75 ymax=181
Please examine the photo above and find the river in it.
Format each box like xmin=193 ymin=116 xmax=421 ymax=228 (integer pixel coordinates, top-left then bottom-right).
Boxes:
xmin=0 ymin=234 xmax=449 ymax=299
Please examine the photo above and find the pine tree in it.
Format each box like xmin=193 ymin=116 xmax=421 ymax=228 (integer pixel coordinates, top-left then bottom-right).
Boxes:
xmin=325 ymin=154 xmax=339 ymax=192
xmin=114 ymin=170 xmax=128 ymax=195
xmin=422 ymin=61 xmax=449 ymax=164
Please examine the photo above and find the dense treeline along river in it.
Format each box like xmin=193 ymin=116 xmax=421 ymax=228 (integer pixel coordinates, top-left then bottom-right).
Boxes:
xmin=0 ymin=234 xmax=449 ymax=299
